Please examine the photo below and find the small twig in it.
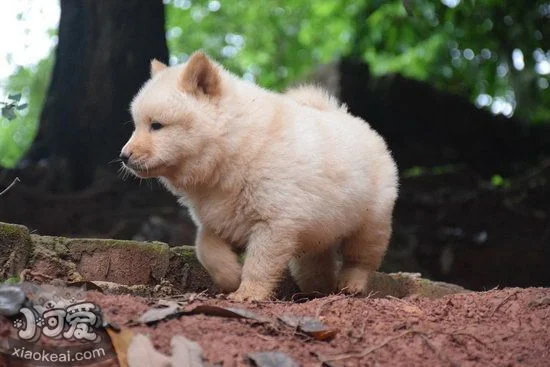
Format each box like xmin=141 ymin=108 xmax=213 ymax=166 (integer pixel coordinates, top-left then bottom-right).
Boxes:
xmin=320 ymin=330 xmax=417 ymax=362
xmin=430 ymin=328 xmax=487 ymax=347
xmin=0 ymin=177 xmax=20 ymax=196
xmin=319 ymin=327 xmax=488 ymax=364
xmin=314 ymin=296 xmax=347 ymax=319
xmin=489 ymin=290 xmax=519 ymax=317
xmin=256 ymin=334 xmax=276 ymax=342
xmin=349 ymin=319 xmax=368 ymax=341
xmin=386 ymin=295 xmax=406 ymax=302
xmin=450 ymin=332 xmax=487 ymax=347
xmin=419 ymin=334 xmax=458 ymax=367
xmin=386 ymin=295 xmax=418 ymax=307
xmin=187 ymin=289 xmax=208 ymax=303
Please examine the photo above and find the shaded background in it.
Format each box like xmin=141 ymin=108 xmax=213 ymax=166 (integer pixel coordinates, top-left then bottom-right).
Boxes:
xmin=0 ymin=0 xmax=549 ymax=291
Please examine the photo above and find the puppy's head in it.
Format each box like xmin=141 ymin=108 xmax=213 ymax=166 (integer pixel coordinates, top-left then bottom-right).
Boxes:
xmin=120 ymin=51 xmax=224 ymax=179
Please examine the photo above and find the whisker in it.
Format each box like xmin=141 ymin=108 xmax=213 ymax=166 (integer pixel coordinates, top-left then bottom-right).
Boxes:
xmin=108 ymin=158 xmax=122 ymax=165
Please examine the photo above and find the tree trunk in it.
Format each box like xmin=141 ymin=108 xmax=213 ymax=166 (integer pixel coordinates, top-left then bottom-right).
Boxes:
xmin=35 ymin=0 xmax=169 ymax=190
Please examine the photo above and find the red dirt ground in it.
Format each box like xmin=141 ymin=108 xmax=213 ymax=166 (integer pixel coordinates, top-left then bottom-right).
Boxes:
xmin=2 ymin=287 xmax=549 ymax=366
xmin=5 ymin=287 xmax=548 ymax=367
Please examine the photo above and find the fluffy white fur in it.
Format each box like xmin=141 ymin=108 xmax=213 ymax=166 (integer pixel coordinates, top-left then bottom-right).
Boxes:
xmin=120 ymin=51 xmax=399 ymax=301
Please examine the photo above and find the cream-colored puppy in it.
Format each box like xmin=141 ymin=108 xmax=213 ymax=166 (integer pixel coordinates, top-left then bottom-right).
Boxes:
xmin=120 ymin=51 xmax=399 ymax=301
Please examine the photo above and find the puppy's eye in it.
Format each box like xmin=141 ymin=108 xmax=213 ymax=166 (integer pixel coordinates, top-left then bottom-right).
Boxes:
xmin=150 ymin=121 xmax=163 ymax=131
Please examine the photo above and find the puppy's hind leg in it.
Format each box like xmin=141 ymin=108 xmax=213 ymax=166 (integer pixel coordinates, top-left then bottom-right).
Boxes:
xmin=195 ymin=228 xmax=242 ymax=292
xmin=289 ymin=247 xmax=336 ymax=294
xmin=337 ymin=209 xmax=393 ymax=295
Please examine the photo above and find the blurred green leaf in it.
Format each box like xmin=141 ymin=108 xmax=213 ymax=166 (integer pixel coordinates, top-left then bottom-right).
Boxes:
xmin=1 ymin=55 xmax=54 ymax=168
xmin=1 ymin=107 xmax=16 ymax=121
xmin=7 ymin=93 xmax=22 ymax=102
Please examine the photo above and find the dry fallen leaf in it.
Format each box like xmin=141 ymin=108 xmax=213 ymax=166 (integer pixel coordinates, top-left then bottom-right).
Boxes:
xmin=248 ymin=351 xmax=300 ymax=367
xmin=127 ymin=334 xmax=171 ymax=367
xmin=185 ymin=304 xmax=266 ymax=321
xmin=171 ymin=335 xmax=204 ymax=367
xmin=278 ymin=314 xmax=338 ymax=341
xmin=137 ymin=303 xmax=268 ymax=326
xmin=122 ymin=333 xmax=205 ymax=367
xmin=138 ymin=302 xmax=181 ymax=324
xmin=106 ymin=326 xmax=135 ymax=367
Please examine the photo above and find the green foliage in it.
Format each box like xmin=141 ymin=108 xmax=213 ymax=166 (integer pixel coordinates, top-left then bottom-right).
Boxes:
xmin=166 ymin=0 xmax=549 ymax=122
xmin=0 ymin=55 xmax=54 ymax=168
xmin=357 ymin=0 xmax=550 ymax=122
xmin=165 ymin=0 xmax=360 ymax=90
xmin=1 ymin=276 xmax=21 ymax=285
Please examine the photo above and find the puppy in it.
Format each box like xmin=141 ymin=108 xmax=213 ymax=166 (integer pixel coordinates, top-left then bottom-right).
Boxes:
xmin=120 ymin=51 xmax=399 ymax=301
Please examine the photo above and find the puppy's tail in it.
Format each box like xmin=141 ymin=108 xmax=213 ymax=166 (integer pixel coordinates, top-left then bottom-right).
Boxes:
xmin=285 ymin=85 xmax=347 ymax=112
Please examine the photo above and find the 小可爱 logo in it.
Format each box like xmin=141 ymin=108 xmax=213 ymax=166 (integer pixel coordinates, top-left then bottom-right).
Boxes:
xmin=1 ymin=283 xmax=115 ymax=366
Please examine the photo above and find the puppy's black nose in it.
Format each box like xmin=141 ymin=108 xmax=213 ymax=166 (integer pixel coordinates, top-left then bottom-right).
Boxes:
xmin=119 ymin=153 xmax=131 ymax=164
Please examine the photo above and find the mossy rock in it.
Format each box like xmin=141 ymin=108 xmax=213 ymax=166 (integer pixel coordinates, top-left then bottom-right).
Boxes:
xmin=0 ymin=222 xmax=32 ymax=280
xmin=0 ymin=222 xmax=468 ymax=299
xmin=367 ymin=272 xmax=469 ymax=299
xmin=169 ymin=246 xmax=215 ymax=292
xmin=29 ymin=235 xmax=171 ymax=286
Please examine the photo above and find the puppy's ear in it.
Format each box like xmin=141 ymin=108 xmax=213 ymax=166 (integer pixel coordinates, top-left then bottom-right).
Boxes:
xmin=150 ymin=59 xmax=167 ymax=76
xmin=178 ymin=51 xmax=221 ymax=97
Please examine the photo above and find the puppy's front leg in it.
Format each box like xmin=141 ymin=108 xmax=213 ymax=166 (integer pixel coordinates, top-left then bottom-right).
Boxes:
xmin=229 ymin=224 xmax=295 ymax=301
xmin=196 ymin=228 xmax=242 ymax=292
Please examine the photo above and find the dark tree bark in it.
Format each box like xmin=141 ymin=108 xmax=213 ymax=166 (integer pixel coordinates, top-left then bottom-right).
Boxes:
xmin=34 ymin=0 xmax=169 ymax=190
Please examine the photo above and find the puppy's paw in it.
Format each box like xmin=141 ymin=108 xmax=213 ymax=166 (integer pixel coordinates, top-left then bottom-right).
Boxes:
xmin=227 ymin=286 xmax=272 ymax=302
xmin=227 ymin=291 xmax=249 ymax=302
xmin=337 ymin=268 xmax=369 ymax=296
xmin=337 ymin=283 xmax=366 ymax=296
xmin=213 ymin=273 xmax=241 ymax=293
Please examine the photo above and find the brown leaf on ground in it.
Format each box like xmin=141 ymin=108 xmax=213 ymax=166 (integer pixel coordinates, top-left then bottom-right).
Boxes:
xmin=137 ymin=303 xmax=269 ymax=326
xmin=278 ymin=314 xmax=338 ymax=341
xmin=106 ymin=325 xmax=135 ymax=367
xmin=185 ymin=304 xmax=266 ymax=321
xmin=248 ymin=351 xmax=300 ymax=367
